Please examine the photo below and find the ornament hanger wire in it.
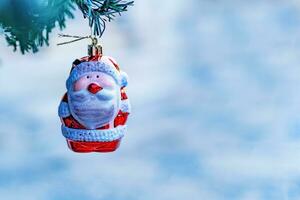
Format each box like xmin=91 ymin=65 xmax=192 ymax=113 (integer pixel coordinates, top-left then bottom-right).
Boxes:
xmin=57 ymin=34 xmax=98 ymax=46
xmin=57 ymin=25 xmax=102 ymax=57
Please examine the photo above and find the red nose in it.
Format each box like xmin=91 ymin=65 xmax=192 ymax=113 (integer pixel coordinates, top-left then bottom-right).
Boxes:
xmin=88 ymin=83 xmax=102 ymax=94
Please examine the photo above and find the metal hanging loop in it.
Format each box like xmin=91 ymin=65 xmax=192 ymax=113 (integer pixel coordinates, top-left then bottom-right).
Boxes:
xmin=57 ymin=33 xmax=103 ymax=57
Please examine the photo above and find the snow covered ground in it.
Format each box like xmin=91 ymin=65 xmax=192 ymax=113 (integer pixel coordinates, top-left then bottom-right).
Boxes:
xmin=1 ymin=0 xmax=300 ymax=199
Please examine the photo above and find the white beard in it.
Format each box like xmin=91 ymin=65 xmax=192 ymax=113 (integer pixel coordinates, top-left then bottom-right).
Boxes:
xmin=68 ymin=88 xmax=120 ymax=129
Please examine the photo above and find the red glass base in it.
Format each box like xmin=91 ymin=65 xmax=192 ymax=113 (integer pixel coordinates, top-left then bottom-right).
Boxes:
xmin=66 ymin=139 xmax=121 ymax=153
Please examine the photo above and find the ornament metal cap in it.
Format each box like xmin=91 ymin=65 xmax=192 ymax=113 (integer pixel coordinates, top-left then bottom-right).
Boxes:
xmin=88 ymin=44 xmax=102 ymax=57
xmin=88 ymin=36 xmax=102 ymax=56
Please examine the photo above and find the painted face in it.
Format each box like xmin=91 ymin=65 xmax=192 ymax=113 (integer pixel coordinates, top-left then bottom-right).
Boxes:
xmin=73 ymin=72 xmax=115 ymax=92
xmin=68 ymin=72 xmax=120 ymax=129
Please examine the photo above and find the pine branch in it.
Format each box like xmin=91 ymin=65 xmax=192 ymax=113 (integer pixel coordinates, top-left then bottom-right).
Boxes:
xmin=0 ymin=0 xmax=75 ymax=54
xmin=0 ymin=0 xmax=133 ymax=54
xmin=72 ymin=0 xmax=134 ymax=37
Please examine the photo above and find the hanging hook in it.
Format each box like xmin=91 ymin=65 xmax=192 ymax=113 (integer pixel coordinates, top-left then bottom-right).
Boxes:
xmin=57 ymin=33 xmax=102 ymax=57
xmin=57 ymin=34 xmax=98 ymax=46
xmin=90 ymin=36 xmax=98 ymax=46
xmin=57 ymin=34 xmax=89 ymax=46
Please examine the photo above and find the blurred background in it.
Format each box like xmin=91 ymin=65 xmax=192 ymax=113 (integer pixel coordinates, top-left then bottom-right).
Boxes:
xmin=1 ymin=0 xmax=300 ymax=199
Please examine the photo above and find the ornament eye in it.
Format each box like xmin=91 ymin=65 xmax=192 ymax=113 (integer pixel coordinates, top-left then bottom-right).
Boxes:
xmin=87 ymin=76 xmax=90 ymax=79
xmin=96 ymin=75 xmax=99 ymax=78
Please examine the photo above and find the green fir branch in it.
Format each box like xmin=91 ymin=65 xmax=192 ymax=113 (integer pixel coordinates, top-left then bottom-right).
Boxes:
xmin=73 ymin=0 xmax=134 ymax=36
xmin=0 ymin=0 xmax=76 ymax=54
xmin=0 ymin=0 xmax=133 ymax=54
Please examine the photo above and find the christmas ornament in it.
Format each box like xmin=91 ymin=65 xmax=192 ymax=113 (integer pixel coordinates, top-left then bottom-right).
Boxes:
xmin=58 ymin=42 xmax=131 ymax=153
xmin=57 ymin=0 xmax=133 ymax=153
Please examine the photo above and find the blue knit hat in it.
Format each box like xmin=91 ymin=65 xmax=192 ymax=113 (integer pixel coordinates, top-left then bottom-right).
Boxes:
xmin=66 ymin=61 xmax=128 ymax=90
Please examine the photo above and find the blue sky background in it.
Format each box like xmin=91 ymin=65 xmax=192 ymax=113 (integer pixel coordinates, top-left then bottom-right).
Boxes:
xmin=1 ymin=0 xmax=300 ymax=199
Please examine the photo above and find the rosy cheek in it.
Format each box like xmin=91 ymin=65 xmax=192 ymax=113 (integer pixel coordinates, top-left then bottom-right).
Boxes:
xmin=101 ymin=79 xmax=114 ymax=88
xmin=95 ymin=76 xmax=114 ymax=88
xmin=74 ymin=78 xmax=89 ymax=91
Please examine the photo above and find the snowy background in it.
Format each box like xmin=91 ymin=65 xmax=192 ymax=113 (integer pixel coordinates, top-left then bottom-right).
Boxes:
xmin=1 ymin=0 xmax=300 ymax=199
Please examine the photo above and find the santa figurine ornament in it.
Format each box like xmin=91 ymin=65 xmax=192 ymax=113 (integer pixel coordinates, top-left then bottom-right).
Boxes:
xmin=57 ymin=0 xmax=133 ymax=153
xmin=58 ymin=41 xmax=131 ymax=153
